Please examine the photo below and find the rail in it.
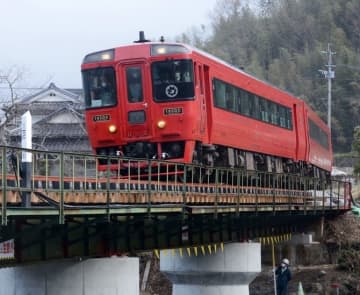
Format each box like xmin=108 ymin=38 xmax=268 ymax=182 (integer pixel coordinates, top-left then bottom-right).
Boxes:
xmin=0 ymin=146 xmax=351 ymax=225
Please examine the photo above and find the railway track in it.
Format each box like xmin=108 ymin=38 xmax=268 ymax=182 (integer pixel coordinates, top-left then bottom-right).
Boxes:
xmin=0 ymin=174 xmax=350 ymax=212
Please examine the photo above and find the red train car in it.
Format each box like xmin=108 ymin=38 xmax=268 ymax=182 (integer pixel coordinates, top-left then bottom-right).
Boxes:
xmin=81 ymin=32 xmax=332 ymax=178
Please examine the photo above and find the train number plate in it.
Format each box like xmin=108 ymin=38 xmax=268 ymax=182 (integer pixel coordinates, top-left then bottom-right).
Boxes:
xmin=93 ymin=114 xmax=110 ymax=122
xmin=163 ymin=107 xmax=183 ymax=115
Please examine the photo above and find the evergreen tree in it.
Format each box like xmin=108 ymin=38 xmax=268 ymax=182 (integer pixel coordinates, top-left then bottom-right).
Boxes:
xmin=181 ymin=0 xmax=360 ymax=154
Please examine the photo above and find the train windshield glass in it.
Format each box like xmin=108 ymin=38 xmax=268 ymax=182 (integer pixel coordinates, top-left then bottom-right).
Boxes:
xmin=82 ymin=67 xmax=117 ymax=109
xmin=309 ymin=119 xmax=329 ymax=150
xmin=151 ymin=59 xmax=194 ymax=101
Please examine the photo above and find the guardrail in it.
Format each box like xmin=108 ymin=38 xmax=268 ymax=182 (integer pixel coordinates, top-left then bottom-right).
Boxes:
xmin=0 ymin=146 xmax=352 ymax=225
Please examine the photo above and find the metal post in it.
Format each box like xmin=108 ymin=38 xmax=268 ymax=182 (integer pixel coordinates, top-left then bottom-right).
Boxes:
xmin=147 ymin=159 xmax=152 ymax=217
xmin=214 ymin=168 xmax=219 ymax=219
xmin=236 ymin=171 xmax=240 ymax=217
xmin=106 ymin=157 xmax=111 ymax=222
xmin=272 ymin=241 xmax=277 ymax=295
xmin=182 ymin=164 xmax=187 ymax=217
xmin=2 ymin=147 xmax=8 ymax=226
xmin=59 ymin=152 xmax=64 ymax=224
xmin=272 ymin=173 xmax=276 ymax=215
xmin=21 ymin=111 xmax=32 ymax=208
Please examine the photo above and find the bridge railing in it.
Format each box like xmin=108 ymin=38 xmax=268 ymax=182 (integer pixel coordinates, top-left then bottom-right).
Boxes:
xmin=0 ymin=146 xmax=352 ymax=214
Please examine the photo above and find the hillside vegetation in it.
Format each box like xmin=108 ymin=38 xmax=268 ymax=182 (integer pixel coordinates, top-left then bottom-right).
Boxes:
xmin=180 ymin=0 xmax=360 ymax=153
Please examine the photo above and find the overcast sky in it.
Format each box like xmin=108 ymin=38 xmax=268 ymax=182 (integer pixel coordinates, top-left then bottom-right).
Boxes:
xmin=0 ymin=0 xmax=217 ymax=90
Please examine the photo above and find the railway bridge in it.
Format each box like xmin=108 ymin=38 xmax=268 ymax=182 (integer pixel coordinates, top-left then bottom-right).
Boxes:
xmin=0 ymin=145 xmax=352 ymax=294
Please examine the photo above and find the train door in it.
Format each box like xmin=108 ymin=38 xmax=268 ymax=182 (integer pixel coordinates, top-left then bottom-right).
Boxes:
xmin=203 ymin=65 xmax=212 ymax=142
xmin=197 ymin=64 xmax=207 ymax=136
xmin=294 ymin=102 xmax=308 ymax=161
xmin=120 ymin=62 xmax=152 ymax=140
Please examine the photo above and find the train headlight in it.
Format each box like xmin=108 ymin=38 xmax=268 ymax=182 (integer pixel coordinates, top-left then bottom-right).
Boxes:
xmin=101 ymin=53 xmax=112 ymax=60
xmin=150 ymin=44 xmax=190 ymax=56
xmin=83 ymin=49 xmax=115 ymax=64
xmin=156 ymin=47 xmax=166 ymax=54
xmin=157 ymin=120 xmax=166 ymax=129
xmin=108 ymin=124 xmax=117 ymax=133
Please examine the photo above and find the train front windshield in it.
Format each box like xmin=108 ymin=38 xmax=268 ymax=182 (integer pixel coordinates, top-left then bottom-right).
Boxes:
xmin=82 ymin=67 xmax=117 ymax=108
xmin=151 ymin=59 xmax=194 ymax=101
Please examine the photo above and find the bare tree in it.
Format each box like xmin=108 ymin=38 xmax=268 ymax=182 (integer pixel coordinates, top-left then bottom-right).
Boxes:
xmin=0 ymin=66 xmax=26 ymax=145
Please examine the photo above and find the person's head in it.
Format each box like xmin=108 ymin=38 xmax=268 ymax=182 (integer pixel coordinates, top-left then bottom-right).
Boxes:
xmin=281 ymin=258 xmax=290 ymax=268
xmin=100 ymin=75 xmax=108 ymax=87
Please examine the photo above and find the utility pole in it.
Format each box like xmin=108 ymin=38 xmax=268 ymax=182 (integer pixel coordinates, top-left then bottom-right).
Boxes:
xmin=319 ymin=43 xmax=336 ymax=131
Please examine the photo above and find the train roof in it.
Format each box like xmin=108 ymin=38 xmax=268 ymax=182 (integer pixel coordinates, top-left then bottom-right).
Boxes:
xmin=83 ymin=41 xmax=299 ymax=101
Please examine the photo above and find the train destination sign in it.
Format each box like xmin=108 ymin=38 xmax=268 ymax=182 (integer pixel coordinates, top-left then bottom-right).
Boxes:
xmin=93 ymin=114 xmax=110 ymax=122
xmin=163 ymin=107 xmax=183 ymax=115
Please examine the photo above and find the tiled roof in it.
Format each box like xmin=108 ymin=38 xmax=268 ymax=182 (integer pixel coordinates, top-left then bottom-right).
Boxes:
xmin=33 ymin=124 xmax=87 ymax=138
xmin=65 ymin=88 xmax=84 ymax=96
xmin=16 ymin=103 xmax=83 ymax=116
xmin=10 ymin=123 xmax=88 ymax=137
xmin=35 ymin=138 xmax=92 ymax=153
xmin=10 ymin=138 xmax=92 ymax=153
xmin=34 ymin=106 xmax=84 ymax=124
xmin=34 ymin=123 xmax=88 ymax=137
xmin=16 ymin=83 xmax=82 ymax=104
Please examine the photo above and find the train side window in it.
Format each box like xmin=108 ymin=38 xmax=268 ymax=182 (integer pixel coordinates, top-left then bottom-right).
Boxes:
xmin=269 ymin=102 xmax=277 ymax=124
xmin=279 ymin=106 xmax=286 ymax=127
xmin=286 ymin=109 xmax=293 ymax=129
xmin=235 ymin=89 xmax=241 ymax=113
xmin=249 ymin=93 xmax=259 ymax=120
xmin=255 ymin=95 xmax=261 ymax=120
xmin=259 ymin=98 xmax=268 ymax=122
xmin=212 ymin=77 xmax=293 ymax=130
xmin=241 ymin=90 xmax=250 ymax=116
xmin=309 ymin=119 xmax=328 ymax=149
xmin=264 ymin=100 xmax=270 ymax=123
xmin=233 ymin=87 xmax=240 ymax=113
xmin=126 ymin=67 xmax=143 ymax=103
xmin=225 ymin=84 xmax=236 ymax=111
xmin=214 ymin=79 xmax=226 ymax=108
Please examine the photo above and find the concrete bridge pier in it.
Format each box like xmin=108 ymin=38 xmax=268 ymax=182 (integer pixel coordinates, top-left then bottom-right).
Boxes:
xmin=160 ymin=243 xmax=261 ymax=295
xmin=0 ymin=257 xmax=139 ymax=295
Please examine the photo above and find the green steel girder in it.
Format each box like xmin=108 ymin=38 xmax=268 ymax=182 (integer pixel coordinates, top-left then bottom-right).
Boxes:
xmin=0 ymin=209 xmax=343 ymax=267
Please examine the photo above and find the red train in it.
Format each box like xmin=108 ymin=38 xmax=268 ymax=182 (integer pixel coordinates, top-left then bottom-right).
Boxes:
xmin=81 ymin=32 xmax=332 ymax=178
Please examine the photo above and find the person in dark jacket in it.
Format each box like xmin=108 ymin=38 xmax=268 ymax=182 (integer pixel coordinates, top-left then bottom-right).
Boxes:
xmin=275 ymin=258 xmax=292 ymax=295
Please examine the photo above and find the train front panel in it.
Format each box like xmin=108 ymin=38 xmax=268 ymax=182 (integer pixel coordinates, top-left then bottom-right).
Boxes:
xmin=81 ymin=43 xmax=203 ymax=169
